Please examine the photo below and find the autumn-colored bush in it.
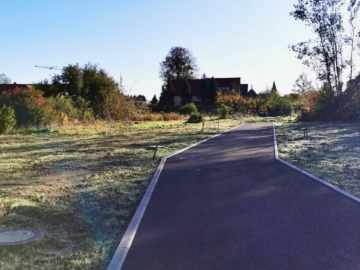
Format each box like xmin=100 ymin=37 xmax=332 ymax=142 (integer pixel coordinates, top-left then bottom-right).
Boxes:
xmin=0 ymin=87 xmax=55 ymax=127
xmin=131 ymin=112 xmax=184 ymax=122
xmin=132 ymin=113 xmax=163 ymax=122
xmin=163 ymin=112 xmax=184 ymax=121
xmin=216 ymin=90 xmax=250 ymax=113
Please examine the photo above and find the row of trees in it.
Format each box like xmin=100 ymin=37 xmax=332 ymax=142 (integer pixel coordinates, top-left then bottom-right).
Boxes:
xmin=290 ymin=0 xmax=360 ymax=120
xmin=0 ymin=63 xmax=138 ymax=132
xmin=35 ymin=63 xmax=131 ymax=119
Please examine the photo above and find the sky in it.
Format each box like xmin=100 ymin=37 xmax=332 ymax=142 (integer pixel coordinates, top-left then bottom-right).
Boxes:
xmin=1 ymin=0 xmax=315 ymax=100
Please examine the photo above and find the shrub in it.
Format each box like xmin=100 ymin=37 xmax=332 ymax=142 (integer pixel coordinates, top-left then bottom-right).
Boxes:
xmin=0 ymin=87 xmax=55 ymax=127
xmin=218 ymin=106 xmax=229 ymax=119
xmin=187 ymin=112 xmax=204 ymax=123
xmin=49 ymin=95 xmax=81 ymax=121
xmin=179 ymin=103 xmax=198 ymax=115
xmin=163 ymin=112 xmax=184 ymax=121
xmin=0 ymin=105 xmax=17 ymax=134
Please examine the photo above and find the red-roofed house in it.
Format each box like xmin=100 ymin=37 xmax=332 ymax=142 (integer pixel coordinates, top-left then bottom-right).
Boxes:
xmin=0 ymin=83 xmax=31 ymax=94
xmin=172 ymin=77 xmax=249 ymax=106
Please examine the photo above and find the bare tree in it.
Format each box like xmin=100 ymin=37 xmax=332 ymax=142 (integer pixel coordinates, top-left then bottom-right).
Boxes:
xmin=345 ymin=0 xmax=360 ymax=80
xmin=290 ymin=0 xmax=347 ymax=96
xmin=0 ymin=74 xmax=11 ymax=84
xmin=292 ymin=73 xmax=313 ymax=94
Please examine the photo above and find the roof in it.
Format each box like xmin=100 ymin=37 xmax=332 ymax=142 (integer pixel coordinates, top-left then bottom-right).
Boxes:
xmin=172 ymin=78 xmax=241 ymax=95
xmin=0 ymin=84 xmax=31 ymax=94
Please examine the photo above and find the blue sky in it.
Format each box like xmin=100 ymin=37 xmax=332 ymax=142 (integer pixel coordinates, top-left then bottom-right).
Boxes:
xmin=2 ymin=0 xmax=313 ymax=99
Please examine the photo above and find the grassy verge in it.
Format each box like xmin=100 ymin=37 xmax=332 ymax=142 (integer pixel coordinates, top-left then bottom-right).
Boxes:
xmin=0 ymin=118 xmax=244 ymax=270
xmin=275 ymin=121 xmax=360 ymax=198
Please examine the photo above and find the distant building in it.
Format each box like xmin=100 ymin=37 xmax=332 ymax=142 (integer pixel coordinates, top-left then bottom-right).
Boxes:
xmin=247 ymin=85 xmax=257 ymax=99
xmin=172 ymin=77 xmax=249 ymax=106
xmin=134 ymin=95 xmax=148 ymax=108
xmin=0 ymin=83 xmax=31 ymax=94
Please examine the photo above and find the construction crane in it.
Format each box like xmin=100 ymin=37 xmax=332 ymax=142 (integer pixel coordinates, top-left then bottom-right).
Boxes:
xmin=35 ymin=65 xmax=62 ymax=70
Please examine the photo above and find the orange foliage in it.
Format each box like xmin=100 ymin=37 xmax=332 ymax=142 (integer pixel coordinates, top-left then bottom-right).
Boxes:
xmin=216 ymin=90 xmax=250 ymax=112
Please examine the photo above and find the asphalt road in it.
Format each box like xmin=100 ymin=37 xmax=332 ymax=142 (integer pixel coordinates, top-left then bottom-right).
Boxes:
xmin=122 ymin=123 xmax=360 ymax=270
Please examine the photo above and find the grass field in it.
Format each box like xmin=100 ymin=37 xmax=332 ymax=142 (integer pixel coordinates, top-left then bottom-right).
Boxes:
xmin=0 ymin=118 xmax=245 ymax=270
xmin=275 ymin=121 xmax=360 ymax=198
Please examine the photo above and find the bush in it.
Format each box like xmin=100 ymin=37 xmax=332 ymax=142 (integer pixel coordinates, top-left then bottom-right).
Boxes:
xmin=187 ymin=112 xmax=204 ymax=123
xmin=0 ymin=87 xmax=55 ymax=127
xmin=163 ymin=112 xmax=184 ymax=121
xmin=49 ymin=95 xmax=81 ymax=120
xmin=218 ymin=106 xmax=229 ymax=119
xmin=0 ymin=105 xmax=17 ymax=134
xmin=179 ymin=103 xmax=198 ymax=115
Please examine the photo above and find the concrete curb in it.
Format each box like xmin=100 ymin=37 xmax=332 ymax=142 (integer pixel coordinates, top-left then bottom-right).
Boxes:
xmin=107 ymin=122 xmax=245 ymax=270
xmin=272 ymin=123 xmax=360 ymax=206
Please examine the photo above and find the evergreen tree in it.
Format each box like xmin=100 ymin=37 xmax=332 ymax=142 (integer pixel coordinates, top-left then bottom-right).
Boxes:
xmin=150 ymin=94 xmax=158 ymax=105
xmin=158 ymin=77 xmax=175 ymax=111
xmin=271 ymin=81 xmax=278 ymax=93
xmin=199 ymin=75 xmax=218 ymax=111
xmin=181 ymin=80 xmax=192 ymax=106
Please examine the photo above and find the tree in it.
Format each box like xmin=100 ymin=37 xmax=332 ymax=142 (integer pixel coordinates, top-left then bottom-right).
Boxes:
xmin=150 ymin=95 xmax=158 ymax=105
xmin=158 ymin=77 xmax=175 ymax=112
xmin=216 ymin=90 xmax=250 ymax=113
xmin=0 ymin=74 xmax=11 ymax=84
xmin=292 ymin=73 xmax=313 ymax=94
xmin=289 ymin=0 xmax=358 ymax=96
xmin=345 ymin=0 xmax=360 ymax=80
xmin=149 ymin=94 xmax=159 ymax=112
xmin=159 ymin=47 xmax=198 ymax=81
xmin=199 ymin=76 xmax=218 ymax=111
xmin=44 ymin=63 xmax=119 ymax=118
xmin=271 ymin=81 xmax=278 ymax=93
xmin=180 ymin=80 xmax=192 ymax=106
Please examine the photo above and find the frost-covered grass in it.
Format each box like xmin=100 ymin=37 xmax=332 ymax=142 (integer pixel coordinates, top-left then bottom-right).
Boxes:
xmin=275 ymin=121 xmax=360 ymax=197
xmin=0 ymin=118 xmax=243 ymax=270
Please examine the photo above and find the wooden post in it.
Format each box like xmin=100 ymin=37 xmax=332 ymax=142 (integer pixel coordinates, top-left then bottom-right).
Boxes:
xmin=153 ymin=144 xmax=158 ymax=159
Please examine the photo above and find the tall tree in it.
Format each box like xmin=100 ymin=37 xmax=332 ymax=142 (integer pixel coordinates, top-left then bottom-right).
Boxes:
xmin=199 ymin=76 xmax=218 ymax=111
xmin=290 ymin=0 xmax=349 ymax=96
xmin=158 ymin=77 xmax=175 ymax=111
xmin=159 ymin=47 xmax=199 ymax=81
xmin=180 ymin=80 xmax=192 ymax=106
xmin=0 ymin=74 xmax=11 ymax=84
xmin=345 ymin=0 xmax=360 ymax=80
xmin=42 ymin=63 xmax=119 ymax=117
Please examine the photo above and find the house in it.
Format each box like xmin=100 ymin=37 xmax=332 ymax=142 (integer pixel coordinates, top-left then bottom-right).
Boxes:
xmin=0 ymin=83 xmax=31 ymax=94
xmin=134 ymin=95 xmax=148 ymax=108
xmin=172 ymin=77 xmax=249 ymax=106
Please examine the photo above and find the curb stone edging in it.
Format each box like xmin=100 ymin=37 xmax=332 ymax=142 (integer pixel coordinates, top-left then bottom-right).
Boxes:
xmin=107 ymin=123 xmax=245 ymax=270
xmin=272 ymin=122 xmax=360 ymax=206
